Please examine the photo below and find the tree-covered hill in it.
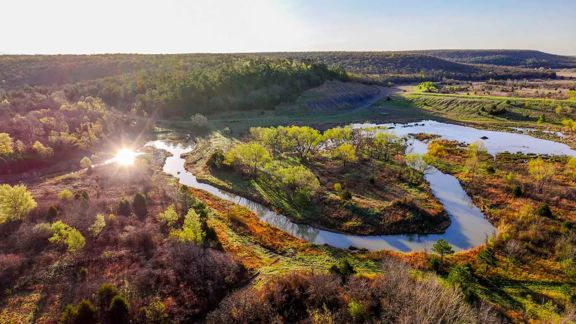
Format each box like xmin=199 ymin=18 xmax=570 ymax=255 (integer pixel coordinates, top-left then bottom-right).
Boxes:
xmin=413 ymin=49 xmax=576 ymax=68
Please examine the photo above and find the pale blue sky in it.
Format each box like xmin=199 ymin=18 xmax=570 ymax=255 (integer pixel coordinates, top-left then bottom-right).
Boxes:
xmin=2 ymin=0 xmax=575 ymax=55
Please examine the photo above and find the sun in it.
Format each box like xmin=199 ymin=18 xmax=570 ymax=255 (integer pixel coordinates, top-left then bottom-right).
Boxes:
xmin=114 ymin=148 xmax=137 ymax=166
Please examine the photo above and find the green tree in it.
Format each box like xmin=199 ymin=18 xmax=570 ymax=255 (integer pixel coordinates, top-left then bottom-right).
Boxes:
xmin=31 ymin=140 xmax=54 ymax=159
xmin=527 ymin=157 xmax=555 ymax=191
xmin=0 ymin=184 xmax=37 ymax=224
xmin=132 ymin=193 xmax=147 ymax=218
xmin=108 ymin=295 xmax=129 ymax=324
xmin=224 ymin=142 xmax=271 ymax=176
xmin=89 ymin=214 xmax=106 ymax=237
xmin=477 ymin=246 xmax=497 ymax=272
xmin=74 ymin=300 xmax=98 ymax=324
xmin=274 ymin=165 xmax=320 ymax=199
xmin=97 ymin=283 xmax=119 ymax=311
xmin=371 ymin=132 xmax=403 ymax=161
xmin=447 ymin=264 xmax=477 ymax=301
xmin=49 ymin=221 xmax=86 ymax=252
xmin=170 ymin=208 xmax=204 ymax=243
xmin=432 ymin=239 xmax=454 ymax=262
xmin=323 ymin=126 xmax=352 ymax=146
xmin=348 ymin=300 xmax=367 ymax=322
xmin=58 ymin=189 xmax=74 ymax=201
xmin=285 ymin=126 xmax=322 ymax=160
xmin=331 ymin=143 xmax=358 ymax=165
xmin=158 ymin=204 xmax=179 ymax=228
xmin=465 ymin=141 xmax=487 ymax=176
xmin=418 ymin=81 xmax=438 ymax=93
xmin=117 ymin=198 xmax=132 ymax=216
xmin=0 ymin=133 xmax=14 ymax=156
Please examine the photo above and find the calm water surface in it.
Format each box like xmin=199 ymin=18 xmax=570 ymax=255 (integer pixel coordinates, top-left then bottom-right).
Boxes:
xmin=145 ymin=121 xmax=576 ymax=252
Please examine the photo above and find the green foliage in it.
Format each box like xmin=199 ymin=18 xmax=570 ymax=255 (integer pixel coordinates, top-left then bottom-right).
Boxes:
xmin=331 ymin=143 xmax=358 ymax=164
xmin=477 ymin=246 xmax=497 ymax=269
xmin=527 ymin=157 xmax=555 ymax=190
xmin=370 ymin=131 xmax=404 ymax=161
xmin=97 ymin=283 xmax=119 ymax=310
xmin=428 ymin=255 xmax=441 ymax=272
xmin=108 ymin=295 xmax=129 ymax=324
xmin=31 ymin=140 xmax=54 ymax=159
xmin=285 ymin=126 xmax=322 ymax=160
xmin=170 ymin=208 xmax=205 ymax=244
xmin=272 ymin=164 xmax=320 ymax=199
xmin=224 ymin=142 xmax=271 ymax=176
xmin=132 ymin=193 xmax=148 ymax=218
xmin=329 ymin=259 xmax=356 ymax=280
xmin=89 ymin=214 xmax=106 ymax=237
xmin=347 ymin=300 xmax=367 ymax=322
xmin=158 ymin=204 xmax=179 ymax=228
xmin=0 ymin=184 xmax=37 ymax=224
xmin=0 ymin=133 xmax=14 ymax=156
xmin=465 ymin=141 xmax=487 ymax=176
xmin=117 ymin=198 xmax=132 ymax=216
xmin=59 ymin=300 xmax=97 ymax=324
xmin=432 ymin=239 xmax=454 ymax=260
xmin=49 ymin=221 xmax=86 ymax=252
xmin=447 ymin=264 xmax=477 ymax=301
xmin=418 ymin=81 xmax=438 ymax=93
xmin=322 ymin=126 xmax=352 ymax=145
xmin=565 ymin=157 xmax=576 ymax=179
xmin=405 ymin=153 xmax=428 ymax=173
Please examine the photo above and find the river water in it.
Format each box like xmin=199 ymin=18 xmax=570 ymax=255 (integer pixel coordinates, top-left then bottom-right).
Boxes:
xmin=146 ymin=120 xmax=576 ymax=252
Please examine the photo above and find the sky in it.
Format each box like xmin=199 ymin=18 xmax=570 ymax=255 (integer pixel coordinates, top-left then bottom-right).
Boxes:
xmin=1 ymin=0 xmax=575 ymax=55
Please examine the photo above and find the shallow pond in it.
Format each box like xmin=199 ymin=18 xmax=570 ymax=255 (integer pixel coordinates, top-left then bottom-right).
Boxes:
xmin=146 ymin=120 xmax=576 ymax=252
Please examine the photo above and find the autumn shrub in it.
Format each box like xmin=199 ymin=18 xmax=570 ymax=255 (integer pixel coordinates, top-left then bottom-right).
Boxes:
xmin=208 ymin=260 xmax=499 ymax=323
xmin=16 ymin=222 xmax=52 ymax=253
xmin=0 ymin=253 xmax=25 ymax=294
xmin=123 ymin=227 xmax=155 ymax=258
xmin=206 ymin=289 xmax=276 ymax=324
xmin=135 ymin=243 xmax=245 ymax=321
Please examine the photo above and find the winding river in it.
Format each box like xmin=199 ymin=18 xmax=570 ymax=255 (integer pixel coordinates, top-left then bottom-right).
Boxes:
xmin=146 ymin=120 xmax=576 ymax=252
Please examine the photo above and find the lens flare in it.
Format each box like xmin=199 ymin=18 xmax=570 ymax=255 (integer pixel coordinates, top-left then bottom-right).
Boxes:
xmin=114 ymin=148 xmax=137 ymax=166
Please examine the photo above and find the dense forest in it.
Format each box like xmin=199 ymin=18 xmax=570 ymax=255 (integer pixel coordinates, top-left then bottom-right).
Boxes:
xmin=0 ymin=57 xmax=345 ymax=174
xmin=413 ymin=50 xmax=576 ymax=69
xmin=266 ymin=52 xmax=557 ymax=83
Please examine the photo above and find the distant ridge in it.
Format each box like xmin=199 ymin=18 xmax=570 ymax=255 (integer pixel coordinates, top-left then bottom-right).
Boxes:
xmin=410 ymin=49 xmax=576 ymax=68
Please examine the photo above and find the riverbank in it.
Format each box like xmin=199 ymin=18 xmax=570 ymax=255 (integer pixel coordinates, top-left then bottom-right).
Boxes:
xmin=182 ymin=131 xmax=449 ymax=236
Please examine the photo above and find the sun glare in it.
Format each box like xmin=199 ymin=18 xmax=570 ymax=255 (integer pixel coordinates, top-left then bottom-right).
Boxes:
xmin=115 ymin=148 xmax=137 ymax=166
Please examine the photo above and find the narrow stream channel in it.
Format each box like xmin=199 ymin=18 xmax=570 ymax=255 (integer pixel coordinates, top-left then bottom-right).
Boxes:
xmin=146 ymin=120 xmax=576 ymax=252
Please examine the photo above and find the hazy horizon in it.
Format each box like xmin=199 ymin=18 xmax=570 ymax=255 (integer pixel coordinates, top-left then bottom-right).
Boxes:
xmin=3 ymin=0 xmax=576 ymax=56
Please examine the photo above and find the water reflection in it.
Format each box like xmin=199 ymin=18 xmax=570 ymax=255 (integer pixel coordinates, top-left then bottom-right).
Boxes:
xmin=146 ymin=120 xmax=576 ymax=252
